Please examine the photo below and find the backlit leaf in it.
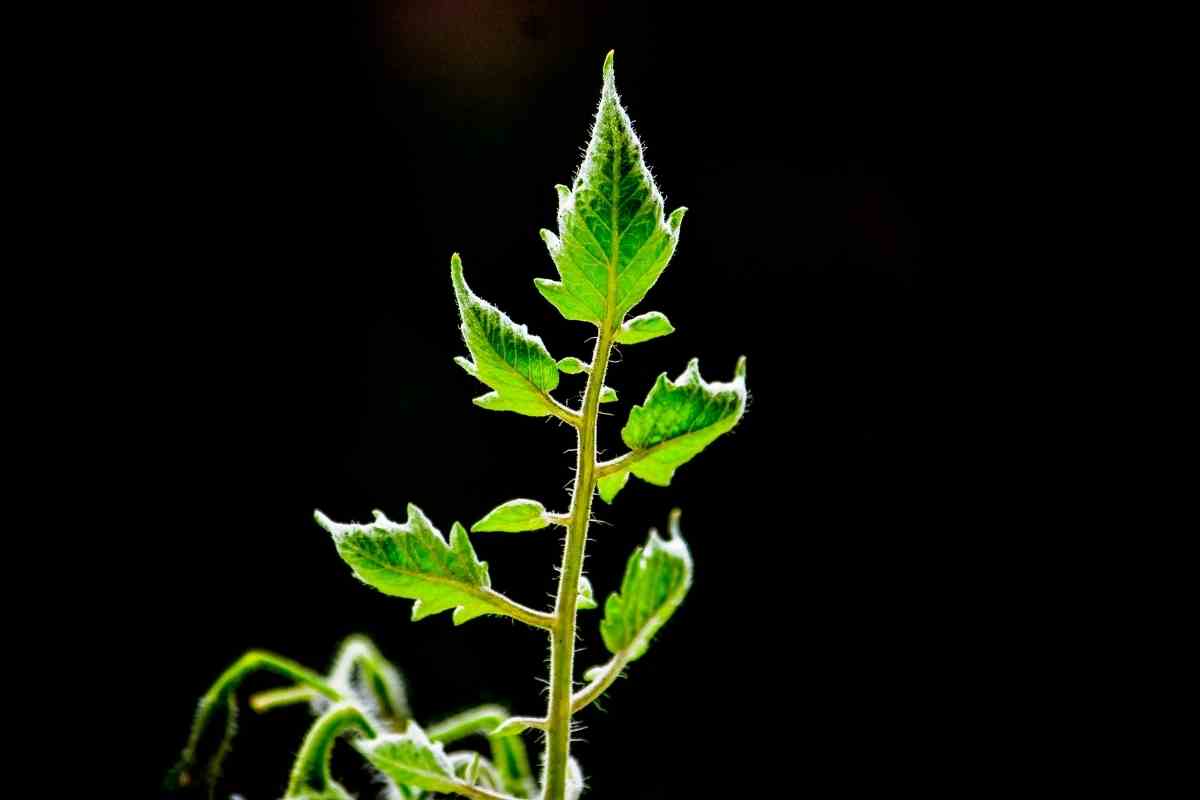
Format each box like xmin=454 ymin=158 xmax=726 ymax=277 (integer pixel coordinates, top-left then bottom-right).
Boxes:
xmin=316 ymin=505 xmax=497 ymax=625
xmin=452 ymin=253 xmax=563 ymax=417
xmin=615 ymin=311 xmax=674 ymax=345
xmin=358 ymin=722 xmax=460 ymax=795
xmin=597 ymin=512 xmax=693 ymax=664
xmin=598 ymin=357 xmax=747 ymax=502
xmin=535 ymin=52 xmax=686 ymax=330
xmin=471 ymin=499 xmax=553 ymax=533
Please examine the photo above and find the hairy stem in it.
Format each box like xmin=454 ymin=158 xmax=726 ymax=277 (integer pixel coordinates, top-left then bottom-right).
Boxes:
xmin=427 ymin=704 xmax=508 ymax=743
xmin=170 ymin=650 xmax=343 ymax=793
xmin=544 ymin=326 xmax=614 ymax=799
xmin=286 ymin=704 xmax=377 ymax=796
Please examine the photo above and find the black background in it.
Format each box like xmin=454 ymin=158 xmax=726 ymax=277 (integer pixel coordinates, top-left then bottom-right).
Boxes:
xmin=131 ymin=2 xmax=1013 ymax=797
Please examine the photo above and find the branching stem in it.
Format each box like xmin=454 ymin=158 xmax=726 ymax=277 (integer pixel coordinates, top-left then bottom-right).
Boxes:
xmin=544 ymin=321 xmax=615 ymax=798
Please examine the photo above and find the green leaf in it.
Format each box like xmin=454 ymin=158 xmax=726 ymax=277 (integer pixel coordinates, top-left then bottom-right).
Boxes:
xmin=451 ymin=253 xmax=563 ymax=418
xmin=615 ymin=311 xmax=674 ymax=344
xmin=358 ymin=722 xmax=461 ymax=795
xmin=598 ymin=512 xmax=693 ymax=664
xmin=316 ymin=505 xmax=497 ymax=625
xmin=599 ymin=386 xmax=618 ymax=403
xmin=597 ymin=471 xmax=630 ymax=504
xmin=556 ymin=356 xmax=589 ymax=374
xmin=598 ymin=356 xmax=747 ymax=503
xmin=535 ymin=51 xmax=686 ymax=329
xmin=471 ymin=499 xmax=553 ymax=533
xmin=578 ymin=576 xmax=597 ymax=610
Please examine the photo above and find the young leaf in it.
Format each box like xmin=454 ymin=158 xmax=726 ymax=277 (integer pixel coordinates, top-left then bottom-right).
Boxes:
xmin=471 ymin=498 xmax=553 ymax=533
xmin=615 ymin=311 xmax=674 ymax=345
xmin=600 ymin=518 xmax=692 ymax=662
xmin=599 ymin=386 xmax=618 ymax=404
xmin=577 ymin=576 xmax=597 ymax=611
xmin=575 ymin=511 xmax=693 ymax=712
xmin=316 ymin=505 xmax=550 ymax=627
xmin=596 ymin=471 xmax=630 ymax=504
xmin=556 ymin=356 xmax=589 ymax=374
xmin=451 ymin=253 xmax=569 ymax=420
xmin=597 ymin=357 xmax=747 ymax=503
xmin=358 ymin=722 xmax=461 ymax=795
xmin=535 ymin=52 xmax=686 ymax=329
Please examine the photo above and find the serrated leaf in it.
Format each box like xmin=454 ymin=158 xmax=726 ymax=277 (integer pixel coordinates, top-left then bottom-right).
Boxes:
xmin=598 ymin=357 xmax=747 ymax=502
xmin=599 ymin=386 xmax=618 ymax=403
xmin=536 ymin=52 xmax=686 ymax=329
xmin=615 ymin=311 xmax=674 ymax=344
xmin=598 ymin=514 xmax=693 ymax=664
xmin=316 ymin=505 xmax=497 ymax=625
xmin=358 ymin=723 xmax=460 ymax=795
xmin=471 ymin=499 xmax=552 ymax=533
xmin=451 ymin=253 xmax=563 ymax=417
xmin=556 ymin=356 xmax=589 ymax=374
xmin=578 ymin=576 xmax=597 ymax=610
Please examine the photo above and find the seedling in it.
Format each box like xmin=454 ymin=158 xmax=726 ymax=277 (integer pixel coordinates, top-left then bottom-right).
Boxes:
xmin=168 ymin=51 xmax=748 ymax=800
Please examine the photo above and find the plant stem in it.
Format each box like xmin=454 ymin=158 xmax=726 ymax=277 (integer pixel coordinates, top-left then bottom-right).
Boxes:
xmin=286 ymin=704 xmax=377 ymax=796
xmin=543 ymin=326 xmax=614 ymax=799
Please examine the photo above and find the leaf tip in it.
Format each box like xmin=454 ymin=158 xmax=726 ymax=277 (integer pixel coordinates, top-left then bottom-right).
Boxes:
xmin=669 ymin=508 xmax=682 ymax=538
xmin=735 ymin=355 xmax=748 ymax=380
xmin=668 ymin=206 xmax=687 ymax=231
xmin=603 ymin=49 xmax=615 ymax=84
xmin=449 ymin=252 xmax=467 ymax=295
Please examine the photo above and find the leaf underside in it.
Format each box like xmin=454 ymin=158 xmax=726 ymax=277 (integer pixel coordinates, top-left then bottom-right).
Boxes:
xmin=316 ymin=504 xmax=495 ymax=625
xmin=452 ymin=253 xmax=562 ymax=417
xmin=536 ymin=52 xmax=686 ymax=329
xmin=599 ymin=356 xmax=748 ymax=502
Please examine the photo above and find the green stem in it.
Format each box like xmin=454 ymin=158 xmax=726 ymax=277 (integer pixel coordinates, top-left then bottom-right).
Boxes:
xmin=543 ymin=326 xmax=615 ymax=799
xmin=286 ymin=704 xmax=377 ymax=796
xmin=428 ymin=704 xmax=508 ymax=743
xmin=569 ymin=654 xmax=629 ymax=715
xmin=170 ymin=650 xmax=343 ymax=793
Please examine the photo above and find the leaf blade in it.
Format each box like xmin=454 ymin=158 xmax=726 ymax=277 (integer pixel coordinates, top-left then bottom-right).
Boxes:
xmin=357 ymin=722 xmax=461 ymax=795
xmin=471 ymin=498 xmax=553 ymax=533
xmin=588 ymin=511 xmax=693 ymax=677
xmin=536 ymin=52 xmax=685 ymax=330
xmin=615 ymin=310 xmax=674 ymax=344
xmin=599 ymin=357 xmax=748 ymax=502
xmin=452 ymin=253 xmax=563 ymax=417
xmin=316 ymin=505 xmax=496 ymax=625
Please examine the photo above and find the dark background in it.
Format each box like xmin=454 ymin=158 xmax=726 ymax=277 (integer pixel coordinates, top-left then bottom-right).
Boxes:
xmin=128 ymin=2 xmax=1013 ymax=797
